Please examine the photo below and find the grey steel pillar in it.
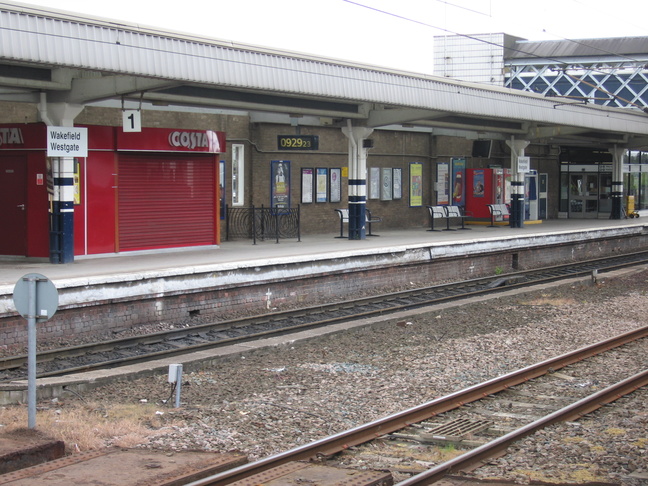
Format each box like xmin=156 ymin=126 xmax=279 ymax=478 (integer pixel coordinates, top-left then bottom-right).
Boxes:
xmin=609 ymin=145 xmax=626 ymax=220
xmin=506 ymin=137 xmax=530 ymax=228
xmin=342 ymin=122 xmax=373 ymax=240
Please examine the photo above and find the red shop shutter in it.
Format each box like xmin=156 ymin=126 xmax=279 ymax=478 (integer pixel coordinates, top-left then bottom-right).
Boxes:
xmin=118 ymin=154 xmax=217 ymax=251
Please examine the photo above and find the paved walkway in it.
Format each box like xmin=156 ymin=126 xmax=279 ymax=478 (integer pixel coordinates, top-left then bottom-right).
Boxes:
xmin=1 ymin=218 xmax=643 ymax=288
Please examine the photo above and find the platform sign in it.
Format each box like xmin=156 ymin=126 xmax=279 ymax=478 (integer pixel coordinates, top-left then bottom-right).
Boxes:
xmin=518 ymin=156 xmax=531 ymax=173
xmin=122 ymin=110 xmax=142 ymax=132
xmin=47 ymin=127 xmax=88 ymax=157
xmin=13 ymin=273 xmax=58 ymax=429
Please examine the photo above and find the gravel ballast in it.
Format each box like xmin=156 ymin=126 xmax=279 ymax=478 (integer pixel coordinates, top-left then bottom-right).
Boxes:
xmin=42 ymin=267 xmax=648 ymax=484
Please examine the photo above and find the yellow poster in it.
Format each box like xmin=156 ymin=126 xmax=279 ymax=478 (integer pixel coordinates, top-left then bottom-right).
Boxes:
xmin=73 ymin=158 xmax=81 ymax=205
xmin=409 ymin=162 xmax=423 ymax=207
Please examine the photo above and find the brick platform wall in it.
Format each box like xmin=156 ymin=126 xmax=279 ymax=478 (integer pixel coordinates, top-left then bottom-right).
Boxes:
xmin=1 ymin=232 xmax=646 ymax=349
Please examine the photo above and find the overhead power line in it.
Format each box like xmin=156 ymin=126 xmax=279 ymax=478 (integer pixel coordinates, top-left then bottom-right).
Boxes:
xmin=342 ymin=0 xmax=647 ymax=71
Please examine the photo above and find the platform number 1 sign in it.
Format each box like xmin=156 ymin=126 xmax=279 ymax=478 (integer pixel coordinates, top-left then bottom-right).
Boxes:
xmin=123 ymin=110 xmax=142 ymax=132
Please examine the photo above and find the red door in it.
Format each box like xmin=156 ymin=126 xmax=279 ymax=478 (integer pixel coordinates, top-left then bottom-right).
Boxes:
xmin=0 ymin=156 xmax=27 ymax=255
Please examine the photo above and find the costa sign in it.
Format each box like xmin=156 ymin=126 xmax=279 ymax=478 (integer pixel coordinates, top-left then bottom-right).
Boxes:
xmin=117 ymin=127 xmax=226 ymax=153
xmin=168 ymin=130 xmax=222 ymax=152
xmin=0 ymin=127 xmax=24 ymax=147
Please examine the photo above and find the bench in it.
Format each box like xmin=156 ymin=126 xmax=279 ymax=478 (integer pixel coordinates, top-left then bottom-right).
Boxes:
xmin=426 ymin=205 xmax=472 ymax=231
xmin=335 ymin=208 xmax=382 ymax=238
xmin=487 ymin=203 xmax=510 ymax=227
xmin=444 ymin=205 xmax=472 ymax=230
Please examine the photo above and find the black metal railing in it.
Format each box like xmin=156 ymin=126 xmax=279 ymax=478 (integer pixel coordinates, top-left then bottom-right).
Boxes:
xmin=225 ymin=205 xmax=301 ymax=244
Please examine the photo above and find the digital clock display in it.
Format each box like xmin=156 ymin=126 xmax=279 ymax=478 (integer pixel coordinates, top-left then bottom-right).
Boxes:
xmin=277 ymin=135 xmax=319 ymax=151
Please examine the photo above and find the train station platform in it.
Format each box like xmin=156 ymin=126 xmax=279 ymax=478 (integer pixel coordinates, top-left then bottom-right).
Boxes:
xmin=0 ymin=217 xmax=646 ymax=349
xmin=1 ymin=218 xmax=645 ymax=288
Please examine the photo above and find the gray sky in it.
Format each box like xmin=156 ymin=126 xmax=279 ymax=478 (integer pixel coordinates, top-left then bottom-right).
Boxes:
xmin=24 ymin=0 xmax=648 ymax=74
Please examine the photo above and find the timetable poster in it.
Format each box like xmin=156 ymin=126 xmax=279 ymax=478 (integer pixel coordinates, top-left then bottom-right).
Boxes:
xmin=301 ymin=168 xmax=313 ymax=203
xmin=330 ymin=168 xmax=341 ymax=203
xmin=316 ymin=168 xmax=328 ymax=202
xmin=437 ymin=161 xmax=449 ymax=205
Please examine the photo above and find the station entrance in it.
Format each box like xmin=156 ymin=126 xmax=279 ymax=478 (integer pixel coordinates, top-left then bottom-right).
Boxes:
xmin=563 ymin=171 xmax=613 ymax=219
xmin=560 ymin=150 xmax=648 ymax=219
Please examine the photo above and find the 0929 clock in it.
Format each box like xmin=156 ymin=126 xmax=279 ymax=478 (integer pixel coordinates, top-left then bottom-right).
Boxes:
xmin=277 ymin=135 xmax=319 ymax=150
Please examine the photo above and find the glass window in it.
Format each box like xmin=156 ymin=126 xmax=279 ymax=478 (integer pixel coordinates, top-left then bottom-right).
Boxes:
xmin=640 ymin=173 xmax=648 ymax=210
xmin=231 ymin=144 xmax=245 ymax=206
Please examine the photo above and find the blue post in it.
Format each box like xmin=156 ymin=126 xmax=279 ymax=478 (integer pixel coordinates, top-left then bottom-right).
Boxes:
xmin=348 ymin=199 xmax=366 ymax=240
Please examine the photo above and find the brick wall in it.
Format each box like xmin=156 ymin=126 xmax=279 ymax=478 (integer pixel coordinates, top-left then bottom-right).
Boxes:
xmin=1 ymin=232 xmax=645 ymax=349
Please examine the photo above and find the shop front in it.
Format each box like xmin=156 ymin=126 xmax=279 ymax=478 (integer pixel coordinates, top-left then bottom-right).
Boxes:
xmin=0 ymin=124 xmax=226 ymax=259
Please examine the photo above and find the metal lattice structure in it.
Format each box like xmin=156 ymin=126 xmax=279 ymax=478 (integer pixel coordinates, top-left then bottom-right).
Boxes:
xmin=506 ymin=60 xmax=648 ymax=109
xmin=503 ymin=37 xmax=648 ymax=110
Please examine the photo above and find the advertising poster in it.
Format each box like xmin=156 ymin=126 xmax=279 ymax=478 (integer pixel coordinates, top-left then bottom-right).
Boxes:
xmin=271 ymin=160 xmax=290 ymax=208
xmin=451 ymin=157 xmax=466 ymax=206
xmin=473 ymin=169 xmax=485 ymax=197
xmin=409 ymin=162 xmax=423 ymax=207
xmin=73 ymin=158 xmax=81 ymax=205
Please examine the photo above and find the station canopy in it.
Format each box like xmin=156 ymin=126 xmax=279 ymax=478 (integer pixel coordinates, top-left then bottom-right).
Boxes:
xmin=1 ymin=1 xmax=648 ymax=148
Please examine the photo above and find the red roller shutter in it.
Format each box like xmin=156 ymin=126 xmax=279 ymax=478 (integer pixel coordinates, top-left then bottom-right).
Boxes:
xmin=118 ymin=153 xmax=217 ymax=251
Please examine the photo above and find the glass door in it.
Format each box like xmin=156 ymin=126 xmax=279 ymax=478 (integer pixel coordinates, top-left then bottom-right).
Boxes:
xmin=569 ymin=173 xmax=599 ymax=218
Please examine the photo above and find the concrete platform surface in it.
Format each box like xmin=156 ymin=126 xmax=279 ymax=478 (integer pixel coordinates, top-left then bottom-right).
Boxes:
xmin=1 ymin=219 xmax=644 ymax=289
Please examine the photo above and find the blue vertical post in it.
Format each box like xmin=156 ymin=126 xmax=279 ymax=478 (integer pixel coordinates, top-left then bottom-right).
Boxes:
xmin=348 ymin=192 xmax=366 ymax=240
xmin=49 ymin=157 xmax=75 ymax=263
xmin=510 ymin=181 xmax=525 ymax=228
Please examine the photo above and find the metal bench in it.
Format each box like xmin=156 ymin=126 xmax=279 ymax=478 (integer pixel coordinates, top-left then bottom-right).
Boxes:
xmin=426 ymin=206 xmax=447 ymax=231
xmin=334 ymin=208 xmax=382 ymax=238
xmin=426 ymin=205 xmax=471 ymax=231
xmin=487 ymin=204 xmax=510 ymax=227
xmin=444 ymin=205 xmax=472 ymax=230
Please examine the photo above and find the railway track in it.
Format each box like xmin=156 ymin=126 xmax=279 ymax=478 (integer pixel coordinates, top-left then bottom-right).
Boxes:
xmin=2 ymin=251 xmax=648 ymax=382
xmin=177 ymin=326 xmax=648 ymax=485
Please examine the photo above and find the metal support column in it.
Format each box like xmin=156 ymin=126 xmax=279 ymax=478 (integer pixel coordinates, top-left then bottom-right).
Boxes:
xmin=342 ymin=122 xmax=373 ymax=240
xmin=506 ymin=137 xmax=530 ymax=228
xmin=609 ymin=145 xmax=626 ymax=220
xmin=40 ymin=99 xmax=84 ymax=264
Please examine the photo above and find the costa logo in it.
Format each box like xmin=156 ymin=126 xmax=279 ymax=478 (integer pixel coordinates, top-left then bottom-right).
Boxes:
xmin=0 ymin=127 xmax=24 ymax=147
xmin=168 ymin=130 xmax=221 ymax=152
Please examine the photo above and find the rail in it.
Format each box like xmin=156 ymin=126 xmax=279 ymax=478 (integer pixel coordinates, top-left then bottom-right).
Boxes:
xmin=2 ymin=250 xmax=648 ymax=382
xmin=184 ymin=326 xmax=648 ymax=485
xmin=225 ymin=205 xmax=301 ymax=244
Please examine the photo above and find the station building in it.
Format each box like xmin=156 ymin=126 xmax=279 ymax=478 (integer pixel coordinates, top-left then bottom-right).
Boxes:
xmin=434 ymin=33 xmax=648 ymax=217
xmin=2 ymin=3 xmax=648 ymax=263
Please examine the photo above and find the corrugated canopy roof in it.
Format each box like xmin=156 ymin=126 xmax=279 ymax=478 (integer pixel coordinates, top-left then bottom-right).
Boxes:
xmin=1 ymin=2 xmax=648 ymax=148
